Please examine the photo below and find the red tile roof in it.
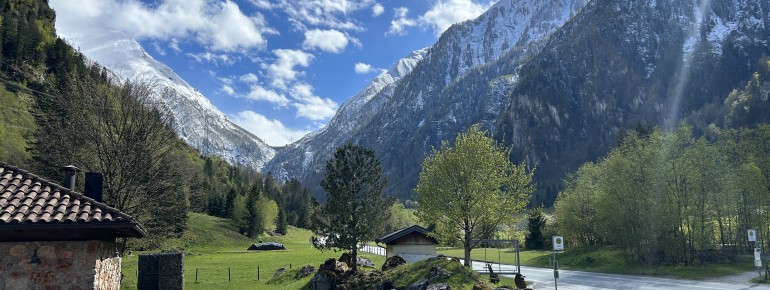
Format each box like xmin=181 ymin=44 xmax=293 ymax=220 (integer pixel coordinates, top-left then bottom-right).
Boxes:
xmin=0 ymin=162 xmax=146 ymax=238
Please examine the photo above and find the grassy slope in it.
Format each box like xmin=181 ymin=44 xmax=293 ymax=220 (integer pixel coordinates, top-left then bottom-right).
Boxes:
xmin=437 ymin=246 xmax=756 ymax=280
xmin=120 ymin=212 xmax=386 ymax=290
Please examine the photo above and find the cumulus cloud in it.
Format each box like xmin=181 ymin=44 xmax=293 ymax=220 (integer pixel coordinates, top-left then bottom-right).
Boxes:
xmin=230 ymin=111 xmax=310 ymax=146
xmin=302 ymin=29 xmax=349 ymax=53
xmin=52 ymin=0 xmax=275 ymax=52
xmin=266 ymin=49 xmax=313 ymax=89
xmin=221 ymin=84 xmax=235 ymax=96
xmin=239 ymin=73 xmax=259 ymax=83
xmin=290 ymin=83 xmax=338 ymax=121
xmin=354 ymin=62 xmax=374 ymax=74
xmin=387 ymin=7 xmax=417 ymax=36
xmin=419 ymin=0 xmax=491 ymax=36
xmin=245 ymin=85 xmax=290 ymax=106
xmin=372 ymin=3 xmax=384 ymax=16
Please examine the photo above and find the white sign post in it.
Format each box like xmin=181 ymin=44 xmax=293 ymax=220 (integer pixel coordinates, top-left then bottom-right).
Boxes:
xmin=552 ymin=236 xmax=564 ymax=290
xmin=750 ymin=230 xmax=761 ymax=275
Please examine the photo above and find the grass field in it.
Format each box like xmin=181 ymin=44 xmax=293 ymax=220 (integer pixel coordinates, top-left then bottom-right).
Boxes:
xmin=120 ymin=212 xmax=386 ymax=290
xmin=437 ymin=245 xmax=756 ymax=280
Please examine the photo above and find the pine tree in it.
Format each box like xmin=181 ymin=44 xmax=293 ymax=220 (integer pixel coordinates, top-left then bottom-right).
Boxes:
xmin=316 ymin=143 xmax=393 ymax=272
xmin=276 ymin=208 xmax=287 ymax=235
xmin=525 ymin=206 xmax=547 ymax=250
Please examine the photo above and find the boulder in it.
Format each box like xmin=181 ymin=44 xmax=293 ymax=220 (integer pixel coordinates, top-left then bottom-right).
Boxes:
xmin=273 ymin=268 xmax=286 ymax=279
xmin=247 ymin=242 xmax=286 ymax=251
xmin=427 ymin=283 xmax=450 ymax=290
xmin=339 ymin=252 xmax=353 ymax=267
xmin=381 ymin=255 xmax=407 ymax=271
xmin=382 ymin=280 xmax=397 ymax=290
xmin=357 ymin=256 xmax=375 ymax=268
xmin=310 ymin=270 xmax=336 ymax=290
xmin=407 ymin=278 xmax=429 ymax=290
xmin=429 ymin=266 xmax=450 ymax=279
xmin=295 ymin=265 xmax=316 ymax=279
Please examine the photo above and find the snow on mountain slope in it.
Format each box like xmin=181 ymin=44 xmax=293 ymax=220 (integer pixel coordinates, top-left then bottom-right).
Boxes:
xmin=265 ymin=0 xmax=590 ymax=197
xmin=57 ymin=26 xmax=275 ymax=169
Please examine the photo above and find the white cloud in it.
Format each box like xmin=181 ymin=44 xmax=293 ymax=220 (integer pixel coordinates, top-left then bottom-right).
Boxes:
xmin=302 ymin=29 xmax=349 ymax=53
xmin=239 ymin=73 xmax=259 ymax=83
xmin=245 ymin=85 xmax=290 ymax=106
xmin=52 ymin=0 xmax=275 ymax=52
xmin=250 ymin=0 xmax=375 ymax=31
xmin=151 ymin=42 xmax=166 ymax=55
xmin=419 ymin=0 xmax=491 ymax=36
xmin=221 ymin=84 xmax=235 ymax=96
xmin=387 ymin=7 xmax=417 ymax=36
xmin=290 ymin=83 xmax=338 ymax=121
xmin=266 ymin=49 xmax=313 ymax=89
xmin=230 ymin=111 xmax=310 ymax=146
xmin=186 ymin=52 xmax=235 ymax=65
xmin=372 ymin=3 xmax=384 ymax=16
xmin=354 ymin=62 xmax=374 ymax=74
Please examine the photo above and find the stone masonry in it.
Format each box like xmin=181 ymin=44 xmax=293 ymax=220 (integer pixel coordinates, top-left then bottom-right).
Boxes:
xmin=0 ymin=240 xmax=121 ymax=290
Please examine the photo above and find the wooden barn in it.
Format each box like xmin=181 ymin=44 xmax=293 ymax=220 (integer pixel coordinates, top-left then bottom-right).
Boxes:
xmin=376 ymin=225 xmax=438 ymax=263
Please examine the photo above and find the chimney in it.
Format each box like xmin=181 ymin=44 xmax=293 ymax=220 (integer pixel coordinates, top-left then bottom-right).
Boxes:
xmin=62 ymin=165 xmax=79 ymax=190
xmin=84 ymin=172 xmax=104 ymax=202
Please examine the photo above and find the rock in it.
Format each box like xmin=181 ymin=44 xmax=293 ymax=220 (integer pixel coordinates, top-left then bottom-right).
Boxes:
xmin=429 ymin=266 xmax=450 ymax=279
xmin=407 ymin=278 xmax=429 ymax=290
xmin=382 ymin=280 xmax=397 ymax=290
xmin=339 ymin=252 xmax=353 ymax=267
xmin=247 ymin=242 xmax=286 ymax=251
xmin=450 ymin=257 xmax=461 ymax=263
xmin=295 ymin=265 xmax=316 ymax=279
xmin=273 ymin=268 xmax=286 ymax=279
xmin=381 ymin=255 xmax=407 ymax=271
xmin=427 ymin=284 xmax=450 ymax=290
xmin=357 ymin=256 xmax=375 ymax=268
xmin=310 ymin=270 xmax=336 ymax=290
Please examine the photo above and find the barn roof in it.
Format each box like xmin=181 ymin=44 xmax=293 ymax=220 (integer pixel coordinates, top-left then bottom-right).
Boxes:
xmin=376 ymin=225 xmax=437 ymax=245
xmin=0 ymin=162 xmax=146 ymax=241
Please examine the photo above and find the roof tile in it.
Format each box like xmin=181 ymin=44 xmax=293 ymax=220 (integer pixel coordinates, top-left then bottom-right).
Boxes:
xmin=0 ymin=163 xmax=143 ymax=237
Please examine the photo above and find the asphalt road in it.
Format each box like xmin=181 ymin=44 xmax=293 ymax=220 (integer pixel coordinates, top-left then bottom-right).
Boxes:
xmin=359 ymin=246 xmax=770 ymax=289
xmin=469 ymin=260 xmax=770 ymax=290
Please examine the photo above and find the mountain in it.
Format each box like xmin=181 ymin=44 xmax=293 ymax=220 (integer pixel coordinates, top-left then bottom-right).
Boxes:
xmin=266 ymin=0 xmax=770 ymax=204
xmin=264 ymin=0 xmax=590 ymax=200
xmin=55 ymin=26 xmax=276 ymax=170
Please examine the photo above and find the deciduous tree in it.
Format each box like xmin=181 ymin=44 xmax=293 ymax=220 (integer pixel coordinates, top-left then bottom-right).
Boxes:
xmin=415 ymin=125 xmax=534 ymax=266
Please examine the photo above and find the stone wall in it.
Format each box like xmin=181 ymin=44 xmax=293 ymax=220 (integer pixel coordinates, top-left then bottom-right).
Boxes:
xmin=0 ymin=240 xmax=121 ymax=290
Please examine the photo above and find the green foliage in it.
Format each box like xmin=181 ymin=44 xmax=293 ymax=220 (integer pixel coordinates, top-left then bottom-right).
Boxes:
xmin=276 ymin=208 xmax=287 ymax=235
xmin=416 ymin=125 xmax=534 ymax=266
xmin=0 ymin=85 xmax=34 ymax=166
xmin=524 ymin=206 xmax=547 ymax=250
xmin=316 ymin=143 xmax=392 ymax=271
xmin=384 ymin=201 xmax=421 ymax=234
xmin=555 ymin=124 xmax=770 ymax=266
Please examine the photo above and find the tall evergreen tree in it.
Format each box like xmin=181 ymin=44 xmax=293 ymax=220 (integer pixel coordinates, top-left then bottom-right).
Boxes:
xmin=525 ymin=206 xmax=547 ymax=250
xmin=316 ymin=143 xmax=393 ymax=271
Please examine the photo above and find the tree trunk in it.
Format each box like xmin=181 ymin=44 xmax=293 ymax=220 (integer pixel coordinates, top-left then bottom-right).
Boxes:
xmin=464 ymin=230 xmax=472 ymax=267
xmin=352 ymin=248 xmax=358 ymax=272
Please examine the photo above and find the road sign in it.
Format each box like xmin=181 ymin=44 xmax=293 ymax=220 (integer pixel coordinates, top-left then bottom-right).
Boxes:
xmin=749 ymin=229 xmax=757 ymax=241
xmin=553 ymin=236 xmax=564 ymax=251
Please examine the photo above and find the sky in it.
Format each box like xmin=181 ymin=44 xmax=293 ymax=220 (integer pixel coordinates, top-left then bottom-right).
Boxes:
xmin=50 ymin=0 xmax=495 ymax=147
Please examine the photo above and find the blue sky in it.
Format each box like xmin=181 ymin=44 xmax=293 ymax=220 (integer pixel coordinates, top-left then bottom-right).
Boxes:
xmin=50 ymin=0 xmax=494 ymax=146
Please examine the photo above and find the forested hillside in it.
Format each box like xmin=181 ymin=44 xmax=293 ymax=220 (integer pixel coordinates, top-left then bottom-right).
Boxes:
xmin=0 ymin=0 xmax=311 ymax=245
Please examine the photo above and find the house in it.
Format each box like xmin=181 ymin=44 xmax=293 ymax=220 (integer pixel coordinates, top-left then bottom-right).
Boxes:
xmin=376 ymin=225 xmax=438 ymax=263
xmin=0 ymin=162 xmax=146 ymax=290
